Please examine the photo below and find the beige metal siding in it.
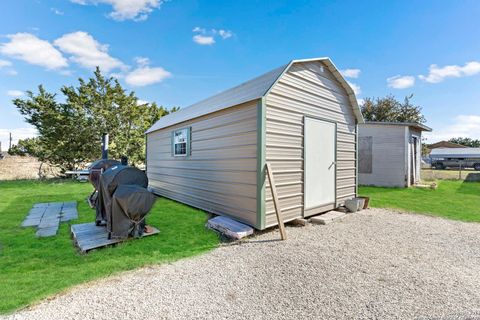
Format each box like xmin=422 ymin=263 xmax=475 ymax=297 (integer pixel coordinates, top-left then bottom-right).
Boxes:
xmin=147 ymin=101 xmax=259 ymax=227
xmin=358 ymin=124 xmax=407 ymax=187
xmin=264 ymin=61 xmax=358 ymax=227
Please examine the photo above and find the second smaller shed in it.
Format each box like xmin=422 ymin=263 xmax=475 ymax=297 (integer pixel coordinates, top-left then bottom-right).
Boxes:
xmin=358 ymin=122 xmax=432 ymax=187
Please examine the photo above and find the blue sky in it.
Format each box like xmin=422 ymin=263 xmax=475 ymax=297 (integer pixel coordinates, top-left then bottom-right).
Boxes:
xmin=1 ymin=0 xmax=480 ymax=148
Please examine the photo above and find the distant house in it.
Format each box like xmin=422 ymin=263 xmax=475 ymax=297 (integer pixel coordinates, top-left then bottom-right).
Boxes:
xmin=427 ymin=140 xmax=466 ymax=150
xmin=146 ymin=57 xmax=363 ymax=229
xmin=358 ymin=122 xmax=432 ymax=187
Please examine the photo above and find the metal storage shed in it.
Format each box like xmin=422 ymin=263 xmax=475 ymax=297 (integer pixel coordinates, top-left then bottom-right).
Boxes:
xmin=146 ymin=57 xmax=364 ymax=230
xmin=358 ymin=122 xmax=432 ymax=188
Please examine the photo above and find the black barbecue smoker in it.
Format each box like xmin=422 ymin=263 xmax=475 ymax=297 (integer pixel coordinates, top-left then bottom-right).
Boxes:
xmin=87 ymin=134 xmax=156 ymax=239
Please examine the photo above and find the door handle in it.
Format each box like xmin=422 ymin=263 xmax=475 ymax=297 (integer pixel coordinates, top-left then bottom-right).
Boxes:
xmin=328 ymin=161 xmax=336 ymax=169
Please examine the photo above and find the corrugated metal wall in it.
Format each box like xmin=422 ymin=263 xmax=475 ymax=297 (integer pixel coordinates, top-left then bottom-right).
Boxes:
xmin=358 ymin=124 xmax=407 ymax=187
xmin=264 ymin=61 xmax=358 ymax=227
xmin=146 ymin=101 xmax=259 ymax=226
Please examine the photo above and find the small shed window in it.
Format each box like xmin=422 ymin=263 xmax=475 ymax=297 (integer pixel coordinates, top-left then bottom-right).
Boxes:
xmin=359 ymin=136 xmax=373 ymax=174
xmin=172 ymin=128 xmax=190 ymax=157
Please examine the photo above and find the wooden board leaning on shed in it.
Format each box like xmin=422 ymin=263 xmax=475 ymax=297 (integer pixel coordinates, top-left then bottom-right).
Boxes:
xmin=266 ymin=162 xmax=287 ymax=240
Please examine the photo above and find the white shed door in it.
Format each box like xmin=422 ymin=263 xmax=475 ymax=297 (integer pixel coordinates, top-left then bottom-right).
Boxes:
xmin=304 ymin=117 xmax=336 ymax=209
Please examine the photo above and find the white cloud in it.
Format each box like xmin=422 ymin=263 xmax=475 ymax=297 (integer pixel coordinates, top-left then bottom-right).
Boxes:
xmin=193 ymin=34 xmax=215 ymax=45
xmin=110 ymin=72 xmax=124 ymax=79
xmin=54 ymin=31 xmax=125 ymax=72
xmin=51 ymin=8 xmax=64 ymax=15
xmin=134 ymin=56 xmax=150 ymax=67
xmin=0 ymin=33 xmax=68 ymax=70
xmin=387 ymin=75 xmax=415 ymax=89
xmin=0 ymin=127 xmax=38 ymax=150
xmin=347 ymin=81 xmax=361 ymax=96
xmin=70 ymin=0 xmax=164 ymax=21
xmin=425 ymin=115 xmax=480 ymax=142
xmin=340 ymin=68 xmax=361 ymax=78
xmin=0 ymin=60 xmax=16 ymax=75
xmin=125 ymin=66 xmax=171 ymax=86
xmin=419 ymin=61 xmax=480 ymax=83
xmin=0 ymin=59 xmax=12 ymax=68
xmin=218 ymin=29 xmax=233 ymax=39
xmin=357 ymin=98 xmax=365 ymax=106
xmin=137 ymin=99 xmax=149 ymax=105
xmin=192 ymin=26 xmax=206 ymax=33
xmin=124 ymin=58 xmax=170 ymax=86
xmin=7 ymin=90 xmax=23 ymax=97
xmin=192 ymin=27 xmax=233 ymax=45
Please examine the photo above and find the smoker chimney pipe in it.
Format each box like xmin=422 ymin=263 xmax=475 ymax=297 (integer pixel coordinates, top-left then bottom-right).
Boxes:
xmin=102 ymin=134 xmax=109 ymax=159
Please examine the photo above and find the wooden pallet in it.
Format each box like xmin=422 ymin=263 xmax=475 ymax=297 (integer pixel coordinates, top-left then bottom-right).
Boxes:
xmin=71 ymin=222 xmax=159 ymax=253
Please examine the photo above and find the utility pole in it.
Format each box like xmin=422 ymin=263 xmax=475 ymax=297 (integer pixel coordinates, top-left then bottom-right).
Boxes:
xmin=101 ymin=133 xmax=109 ymax=159
xmin=9 ymin=132 xmax=12 ymax=150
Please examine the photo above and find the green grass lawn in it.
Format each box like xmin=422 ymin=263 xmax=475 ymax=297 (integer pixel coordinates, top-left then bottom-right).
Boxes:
xmin=359 ymin=180 xmax=480 ymax=222
xmin=0 ymin=179 xmax=219 ymax=314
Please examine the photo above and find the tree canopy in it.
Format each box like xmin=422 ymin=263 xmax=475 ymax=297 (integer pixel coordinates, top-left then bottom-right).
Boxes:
xmin=448 ymin=137 xmax=480 ymax=148
xmin=361 ymin=94 xmax=426 ymax=123
xmin=13 ymin=67 xmax=176 ymax=170
xmin=8 ymin=137 xmax=43 ymax=157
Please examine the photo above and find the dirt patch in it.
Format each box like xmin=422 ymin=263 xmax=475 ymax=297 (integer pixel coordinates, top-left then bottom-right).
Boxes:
xmin=421 ymin=168 xmax=476 ymax=181
xmin=0 ymin=155 xmax=60 ymax=180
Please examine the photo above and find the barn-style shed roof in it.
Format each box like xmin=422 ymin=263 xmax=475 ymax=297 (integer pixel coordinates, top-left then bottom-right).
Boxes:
xmin=146 ymin=57 xmax=364 ymax=134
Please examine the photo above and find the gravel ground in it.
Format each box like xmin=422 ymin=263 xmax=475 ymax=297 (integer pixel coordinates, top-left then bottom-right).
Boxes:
xmin=4 ymin=208 xmax=480 ymax=320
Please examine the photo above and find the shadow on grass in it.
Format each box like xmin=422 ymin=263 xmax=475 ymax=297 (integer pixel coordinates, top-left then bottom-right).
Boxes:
xmin=359 ymin=185 xmax=406 ymax=193
xmin=464 ymin=173 xmax=480 ymax=182
xmin=457 ymin=179 xmax=480 ymax=195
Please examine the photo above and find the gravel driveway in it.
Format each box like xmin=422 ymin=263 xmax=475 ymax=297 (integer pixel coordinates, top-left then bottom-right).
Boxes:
xmin=4 ymin=209 xmax=480 ymax=320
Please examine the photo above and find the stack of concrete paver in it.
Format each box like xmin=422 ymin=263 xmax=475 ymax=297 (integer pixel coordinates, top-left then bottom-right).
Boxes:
xmin=21 ymin=201 xmax=78 ymax=237
xmin=206 ymin=216 xmax=254 ymax=239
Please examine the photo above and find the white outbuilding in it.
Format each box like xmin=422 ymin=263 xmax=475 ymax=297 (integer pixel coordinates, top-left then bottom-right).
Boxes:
xmin=358 ymin=122 xmax=432 ymax=187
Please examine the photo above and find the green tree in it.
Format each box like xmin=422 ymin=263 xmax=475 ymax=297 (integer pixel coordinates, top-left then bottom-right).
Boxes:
xmin=448 ymin=137 xmax=480 ymax=147
xmin=8 ymin=137 xmax=43 ymax=157
xmin=361 ymin=94 xmax=426 ymax=123
xmin=13 ymin=68 xmax=176 ymax=170
xmin=13 ymin=86 xmax=94 ymax=170
xmin=61 ymin=68 xmax=176 ymax=164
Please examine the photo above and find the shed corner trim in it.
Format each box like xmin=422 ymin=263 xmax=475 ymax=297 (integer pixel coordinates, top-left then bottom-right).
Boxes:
xmin=256 ymin=97 xmax=266 ymax=230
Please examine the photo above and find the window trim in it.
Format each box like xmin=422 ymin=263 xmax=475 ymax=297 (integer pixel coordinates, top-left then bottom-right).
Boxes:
xmin=171 ymin=127 xmax=191 ymax=157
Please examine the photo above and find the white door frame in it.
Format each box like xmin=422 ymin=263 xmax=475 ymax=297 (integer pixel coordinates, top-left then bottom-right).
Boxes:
xmin=410 ymin=134 xmax=420 ymax=185
xmin=303 ymin=116 xmax=337 ymax=216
